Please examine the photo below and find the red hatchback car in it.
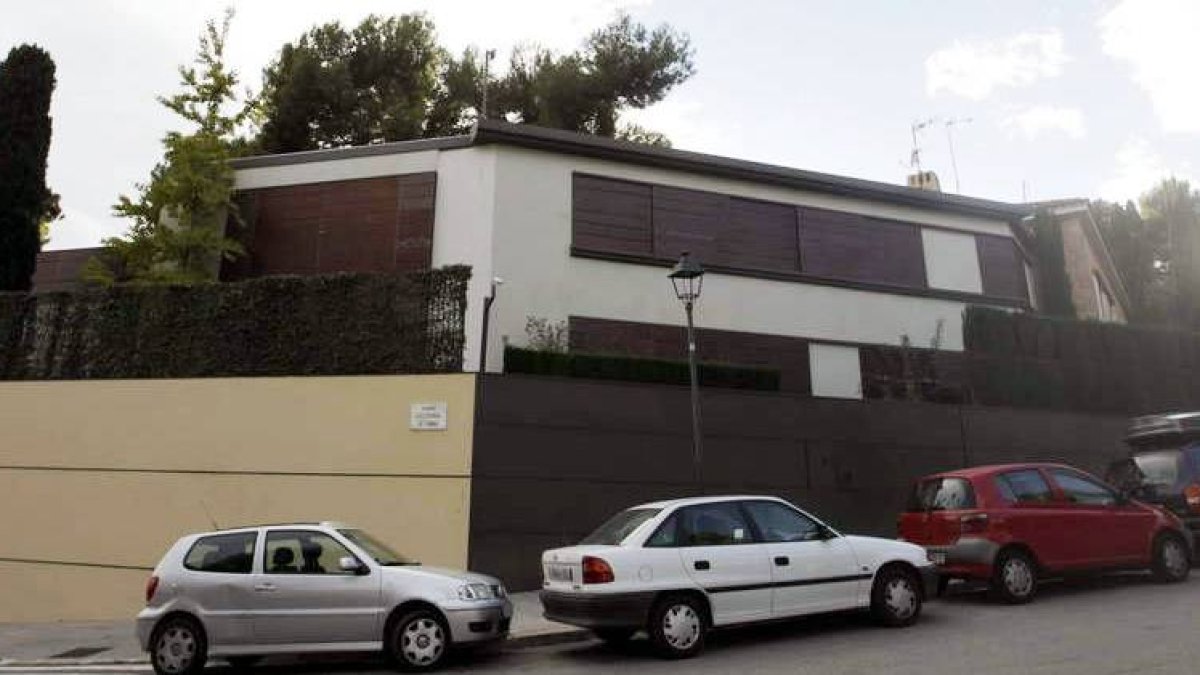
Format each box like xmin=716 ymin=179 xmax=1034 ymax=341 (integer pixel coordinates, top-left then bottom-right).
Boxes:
xmin=899 ymin=462 xmax=1192 ymax=603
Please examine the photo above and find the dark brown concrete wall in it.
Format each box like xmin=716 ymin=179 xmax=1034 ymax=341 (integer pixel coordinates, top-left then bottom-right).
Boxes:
xmin=468 ymin=375 xmax=1129 ymax=590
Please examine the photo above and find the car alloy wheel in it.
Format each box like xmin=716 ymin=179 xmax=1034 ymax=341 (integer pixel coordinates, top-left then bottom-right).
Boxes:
xmin=1154 ymin=534 xmax=1190 ymax=583
xmin=393 ymin=611 xmax=447 ymax=671
xmin=648 ymin=595 xmax=706 ymax=659
xmin=661 ymin=603 xmax=701 ymax=650
xmin=993 ymin=549 xmax=1037 ymax=604
xmin=151 ymin=617 xmax=206 ymax=675
xmin=884 ymin=576 xmax=918 ymax=621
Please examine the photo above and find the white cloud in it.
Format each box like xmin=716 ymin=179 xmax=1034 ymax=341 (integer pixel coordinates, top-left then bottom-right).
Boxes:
xmin=1099 ymin=136 xmax=1197 ymax=202
xmin=1001 ymin=105 xmax=1086 ymax=140
xmin=1099 ymin=0 xmax=1200 ymax=134
xmin=925 ymin=30 xmax=1069 ymax=100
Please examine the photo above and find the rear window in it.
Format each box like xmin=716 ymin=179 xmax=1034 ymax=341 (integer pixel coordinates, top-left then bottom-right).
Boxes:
xmin=1132 ymin=450 xmax=1184 ymax=487
xmin=183 ymin=532 xmax=256 ymax=574
xmin=907 ymin=478 xmax=976 ymax=511
xmin=580 ymin=508 xmax=662 ymax=545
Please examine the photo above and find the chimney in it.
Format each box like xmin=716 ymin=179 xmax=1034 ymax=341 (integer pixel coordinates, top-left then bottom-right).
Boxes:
xmin=907 ymin=171 xmax=942 ymax=192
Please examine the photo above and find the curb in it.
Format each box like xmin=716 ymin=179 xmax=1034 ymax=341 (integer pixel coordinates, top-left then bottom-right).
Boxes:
xmin=0 ymin=629 xmax=594 ymax=669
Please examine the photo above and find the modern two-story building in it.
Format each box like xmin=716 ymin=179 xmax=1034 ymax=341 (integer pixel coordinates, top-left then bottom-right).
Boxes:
xmin=222 ymin=121 xmax=1040 ymax=398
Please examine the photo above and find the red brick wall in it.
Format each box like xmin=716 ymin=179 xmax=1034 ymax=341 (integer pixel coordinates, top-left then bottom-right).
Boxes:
xmin=31 ymin=248 xmax=101 ymax=293
xmin=224 ymin=173 xmax=436 ymax=279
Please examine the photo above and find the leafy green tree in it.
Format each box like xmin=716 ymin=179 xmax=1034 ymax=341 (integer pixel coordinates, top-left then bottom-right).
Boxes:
xmin=255 ymin=13 xmax=693 ymax=152
xmin=0 ymin=45 xmax=57 ymax=291
xmin=1093 ymin=199 xmax=1168 ymax=323
xmin=88 ymin=10 xmax=253 ymax=284
xmin=257 ymin=15 xmax=443 ymax=152
xmin=1142 ymin=178 xmax=1200 ymax=327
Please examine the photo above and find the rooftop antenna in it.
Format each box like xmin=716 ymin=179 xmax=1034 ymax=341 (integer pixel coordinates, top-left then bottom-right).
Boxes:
xmin=909 ymin=118 xmax=937 ymax=173
xmin=944 ymin=117 xmax=972 ymax=193
xmin=481 ymin=48 xmax=497 ymax=119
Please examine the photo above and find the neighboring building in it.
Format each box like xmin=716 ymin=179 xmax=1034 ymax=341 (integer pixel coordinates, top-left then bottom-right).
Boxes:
xmin=1030 ymin=199 xmax=1131 ymax=324
xmin=30 ymin=247 xmax=101 ymax=293
xmin=225 ymin=121 xmax=1035 ymax=399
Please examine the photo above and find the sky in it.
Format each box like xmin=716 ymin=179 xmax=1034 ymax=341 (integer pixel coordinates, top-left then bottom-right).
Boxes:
xmin=4 ymin=0 xmax=1198 ymax=251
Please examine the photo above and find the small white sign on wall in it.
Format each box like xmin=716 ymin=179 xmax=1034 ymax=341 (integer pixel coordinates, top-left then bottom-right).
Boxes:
xmin=410 ymin=402 xmax=448 ymax=431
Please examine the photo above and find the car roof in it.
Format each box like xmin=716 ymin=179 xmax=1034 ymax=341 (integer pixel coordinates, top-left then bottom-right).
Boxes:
xmin=631 ymin=495 xmax=790 ymax=511
xmin=922 ymin=462 xmax=1082 ymax=480
xmin=188 ymin=521 xmax=350 ymax=537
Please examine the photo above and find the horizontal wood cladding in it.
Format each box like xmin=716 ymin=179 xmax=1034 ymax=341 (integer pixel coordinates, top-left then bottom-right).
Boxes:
xmin=571 ymin=173 xmax=1025 ymax=304
xmin=570 ymin=316 xmax=811 ymax=393
xmin=225 ymin=173 xmax=436 ymax=279
xmin=977 ymin=234 xmax=1029 ymax=302
xmin=800 ymin=207 xmax=926 ymax=288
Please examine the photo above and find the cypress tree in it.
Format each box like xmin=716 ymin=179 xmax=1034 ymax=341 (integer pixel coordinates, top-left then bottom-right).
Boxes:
xmin=0 ymin=45 xmax=57 ymax=291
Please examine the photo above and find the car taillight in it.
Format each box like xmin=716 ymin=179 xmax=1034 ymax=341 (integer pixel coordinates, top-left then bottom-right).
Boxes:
xmin=581 ymin=556 xmax=614 ymax=584
xmin=1185 ymin=484 xmax=1200 ymax=514
xmin=959 ymin=513 xmax=989 ymax=535
xmin=145 ymin=575 xmax=160 ymax=603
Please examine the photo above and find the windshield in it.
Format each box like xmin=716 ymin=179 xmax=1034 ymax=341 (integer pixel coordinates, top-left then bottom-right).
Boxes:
xmin=907 ymin=477 xmax=976 ymax=512
xmin=1131 ymin=451 xmax=1184 ymax=487
xmin=337 ymin=529 xmax=417 ymax=566
xmin=580 ymin=508 xmax=662 ymax=545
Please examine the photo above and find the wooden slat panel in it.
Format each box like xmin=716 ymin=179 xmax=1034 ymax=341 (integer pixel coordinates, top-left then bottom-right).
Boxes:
xmin=652 ymin=185 xmax=726 ymax=262
xmin=572 ymin=175 xmax=652 ymax=256
xmin=977 ymin=234 xmax=1028 ymax=301
xmin=723 ymin=198 xmax=799 ymax=273
xmin=800 ymin=207 xmax=926 ymax=288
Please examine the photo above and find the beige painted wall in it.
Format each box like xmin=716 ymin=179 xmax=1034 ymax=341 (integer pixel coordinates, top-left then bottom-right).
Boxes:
xmin=0 ymin=374 xmax=476 ymax=622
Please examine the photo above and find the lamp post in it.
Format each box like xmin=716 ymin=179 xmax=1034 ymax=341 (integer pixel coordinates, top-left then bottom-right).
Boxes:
xmin=669 ymin=252 xmax=705 ymax=490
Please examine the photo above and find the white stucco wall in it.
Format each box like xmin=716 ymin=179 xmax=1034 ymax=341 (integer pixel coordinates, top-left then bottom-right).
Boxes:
xmin=922 ymin=228 xmax=983 ymax=294
xmin=234 ymin=151 xmax=440 ymax=190
xmin=485 ymin=146 xmax=1018 ymax=365
xmin=809 ymin=344 xmax=863 ymax=399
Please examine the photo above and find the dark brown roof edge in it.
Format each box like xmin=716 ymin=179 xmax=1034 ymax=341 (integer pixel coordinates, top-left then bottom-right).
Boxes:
xmin=228 ymin=136 xmax=473 ymax=169
xmin=472 ymin=120 xmax=1033 ymax=221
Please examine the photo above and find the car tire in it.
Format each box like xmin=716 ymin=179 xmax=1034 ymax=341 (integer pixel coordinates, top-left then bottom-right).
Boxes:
xmin=647 ymin=594 xmax=706 ymax=659
xmin=593 ymin=628 xmax=635 ymax=644
xmin=226 ymin=656 xmax=262 ymax=670
xmin=388 ymin=609 xmax=450 ymax=672
xmin=1151 ymin=532 xmax=1190 ymax=583
xmin=991 ymin=548 xmax=1037 ymax=604
xmin=870 ymin=565 xmax=923 ymax=627
xmin=149 ymin=615 xmax=207 ymax=675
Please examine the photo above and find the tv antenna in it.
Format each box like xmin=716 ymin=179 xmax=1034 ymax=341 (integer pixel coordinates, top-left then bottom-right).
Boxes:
xmin=909 ymin=118 xmax=937 ymax=173
xmin=944 ymin=117 xmax=973 ymax=193
xmin=481 ymin=48 xmax=497 ymax=119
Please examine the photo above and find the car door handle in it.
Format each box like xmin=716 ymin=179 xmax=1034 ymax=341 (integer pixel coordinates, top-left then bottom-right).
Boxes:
xmin=694 ymin=560 xmax=710 ymax=571
xmin=253 ymin=583 xmax=277 ymax=592
xmin=774 ymin=556 xmax=790 ymax=566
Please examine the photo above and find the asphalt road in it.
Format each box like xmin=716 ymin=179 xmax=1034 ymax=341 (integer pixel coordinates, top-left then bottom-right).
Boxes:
xmin=31 ymin=572 xmax=1200 ymax=675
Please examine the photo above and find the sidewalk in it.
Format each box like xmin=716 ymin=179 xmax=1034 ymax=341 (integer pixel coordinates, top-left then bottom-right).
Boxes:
xmin=0 ymin=592 xmax=586 ymax=669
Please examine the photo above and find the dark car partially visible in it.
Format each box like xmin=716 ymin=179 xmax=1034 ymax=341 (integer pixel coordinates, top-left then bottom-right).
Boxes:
xmin=1109 ymin=412 xmax=1200 ymax=553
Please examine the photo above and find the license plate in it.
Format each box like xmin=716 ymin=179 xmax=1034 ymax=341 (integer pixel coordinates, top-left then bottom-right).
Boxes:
xmin=928 ymin=550 xmax=947 ymax=565
xmin=546 ymin=564 xmax=574 ymax=582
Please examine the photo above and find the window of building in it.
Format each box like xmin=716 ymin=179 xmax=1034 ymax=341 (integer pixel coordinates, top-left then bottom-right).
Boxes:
xmin=1093 ymin=273 xmax=1116 ymax=322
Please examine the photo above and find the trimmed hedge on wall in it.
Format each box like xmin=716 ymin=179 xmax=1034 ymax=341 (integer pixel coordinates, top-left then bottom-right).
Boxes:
xmin=504 ymin=346 xmax=781 ymax=391
xmin=962 ymin=306 xmax=1200 ymax=413
xmin=0 ymin=267 xmax=470 ymax=379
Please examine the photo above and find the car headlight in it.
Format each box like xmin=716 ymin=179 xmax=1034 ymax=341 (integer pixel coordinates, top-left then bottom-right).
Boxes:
xmin=457 ymin=583 xmax=496 ymax=601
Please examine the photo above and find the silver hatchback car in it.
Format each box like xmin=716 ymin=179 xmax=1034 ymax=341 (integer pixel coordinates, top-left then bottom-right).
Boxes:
xmin=136 ymin=523 xmax=511 ymax=674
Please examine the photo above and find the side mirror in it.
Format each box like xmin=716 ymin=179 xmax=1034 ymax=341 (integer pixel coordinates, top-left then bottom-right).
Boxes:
xmin=339 ymin=556 xmax=368 ymax=575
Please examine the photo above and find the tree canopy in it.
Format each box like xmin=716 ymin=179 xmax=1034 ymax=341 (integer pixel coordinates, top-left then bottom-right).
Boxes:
xmin=255 ymin=12 xmax=693 ymax=153
xmin=88 ymin=10 xmax=253 ymax=284
xmin=1095 ymin=178 xmax=1200 ymax=327
xmin=0 ymin=44 xmax=57 ymax=291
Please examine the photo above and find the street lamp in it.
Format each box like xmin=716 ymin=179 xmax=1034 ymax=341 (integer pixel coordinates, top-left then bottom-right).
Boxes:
xmin=669 ymin=252 xmax=705 ymax=490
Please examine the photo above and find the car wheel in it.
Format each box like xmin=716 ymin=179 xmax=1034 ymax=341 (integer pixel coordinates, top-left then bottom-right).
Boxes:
xmin=593 ymin=628 xmax=635 ymax=644
xmin=992 ymin=548 xmax=1037 ymax=604
xmin=226 ymin=656 xmax=262 ymax=670
xmin=149 ymin=615 xmax=207 ymax=675
xmin=1152 ymin=532 xmax=1190 ymax=583
xmin=647 ymin=594 xmax=706 ymax=659
xmin=389 ymin=609 xmax=450 ymax=672
xmin=871 ymin=566 xmax=922 ymax=627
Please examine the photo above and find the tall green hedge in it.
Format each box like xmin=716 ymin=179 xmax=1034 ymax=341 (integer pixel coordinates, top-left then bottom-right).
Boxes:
xmin=0 ymin=267 xmax=469 ymax=379
xmin=505 ymin=346 xmax=781 ymax=391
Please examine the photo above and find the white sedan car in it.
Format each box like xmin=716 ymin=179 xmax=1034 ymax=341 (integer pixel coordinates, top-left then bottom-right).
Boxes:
xmin=541 ymin=495 xmax=937 ymax=658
